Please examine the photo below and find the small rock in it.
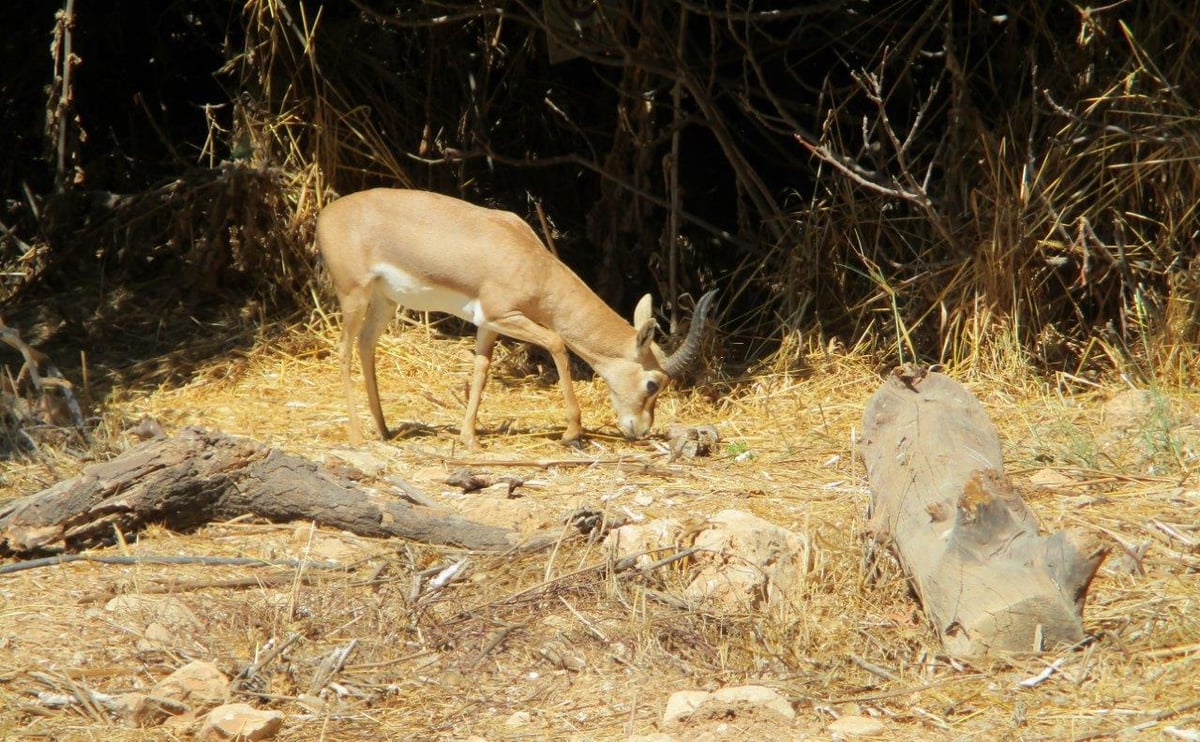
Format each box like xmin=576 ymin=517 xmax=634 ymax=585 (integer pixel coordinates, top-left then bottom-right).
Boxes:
xmin=663 ymin=690 xmax=715 ymax=726
xmin=541 ymin=614 xmax=573 ymax=632
xmin=136 ymin=614 xmax=177 ymax=648
xmin=666 ymin=424 xmax=720 ymax=461
xmin=606 ymin=510 xmax=815 ymax=613
xmin=537 ymin=642 xmax=586 ymax=671
xmin=112 ymin=692 xmax=177 ymax=727
xmin=604 ymin=518 xmax=682 ymax=570
xmin=142 ymin=621 xmax=175 ymax=647
xmin=504 ymin=710 xmax=533 ymax=727
xmin=199 ymin=702 xmax=284 ymax=741
xmin=106 ymin=595 xmax=203 ymax=633
xmin=664 ymin=685 xmax=794 ymax=728
xmin=445 ymin=468 xmax=494 ymax=492
xmin=1029 ymin=468 xmax=1075 ymax=487
xmin=294 ymin=693 xmax=325 ymax=713
xmin=685 ymin=511 xmax=814 ymax=610
xmin=309 ymin=536 xmax=359 ymax=563
xmin=828 ymin=714 xmax=886 ymax=738
xmin=325 ymin=449 xmax=388 ymax=478
xmin=128 ymin=415 xmax=166 ymax=441
xmin=1101 ymin=388 xmax=1157 ymax=433
xmin=153 ymin=660 xmax=230 ymax=709
xmin=710 ymin=685 xmax=795 ymax=720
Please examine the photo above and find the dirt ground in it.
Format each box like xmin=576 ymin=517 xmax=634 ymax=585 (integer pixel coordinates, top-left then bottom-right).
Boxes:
xmin=2 ymin=319 xmax=1199 ymax=741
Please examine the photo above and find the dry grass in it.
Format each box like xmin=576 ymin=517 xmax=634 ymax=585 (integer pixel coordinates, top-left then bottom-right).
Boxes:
xmin=4 ymin=5 xmax=1197 ymax=737
xmin=1 ymin=315 xmax=1199 ymax=741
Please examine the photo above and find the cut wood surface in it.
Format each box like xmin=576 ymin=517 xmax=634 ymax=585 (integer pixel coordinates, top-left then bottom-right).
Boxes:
xmin=861 ymin=367 xmax=1109 ymax=656
xmin=0 ymin=427 xmax=532 ymax=556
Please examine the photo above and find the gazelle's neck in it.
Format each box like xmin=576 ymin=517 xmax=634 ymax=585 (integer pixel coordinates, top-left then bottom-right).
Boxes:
xmin=541 ymin=269 xmax=639 ymax=372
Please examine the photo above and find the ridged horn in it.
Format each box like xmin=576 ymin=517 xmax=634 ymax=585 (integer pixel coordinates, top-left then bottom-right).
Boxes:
xmin=662 ymin=289 xmax=718 ymax=379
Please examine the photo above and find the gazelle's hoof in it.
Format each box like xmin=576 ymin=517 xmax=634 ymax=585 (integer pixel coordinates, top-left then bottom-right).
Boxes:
xmin=559 ymin=435 xmax=585 ymax=451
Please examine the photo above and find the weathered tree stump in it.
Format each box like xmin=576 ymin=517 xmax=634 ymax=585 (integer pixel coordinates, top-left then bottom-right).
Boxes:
xmin=0 ymin=427 xmax=530 ymax=556
xmin=861 ymin=367 xmax=1108 ymax=656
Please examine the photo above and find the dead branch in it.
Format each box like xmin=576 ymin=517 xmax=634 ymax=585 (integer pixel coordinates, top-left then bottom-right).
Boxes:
xmin=0 ymin=427 xmax=545 ymax=557
xmin=0 ymin=553 xmax=345 ymax=577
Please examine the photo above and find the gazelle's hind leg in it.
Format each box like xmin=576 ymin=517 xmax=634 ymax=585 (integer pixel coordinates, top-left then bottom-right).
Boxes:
xmin=460 ymin=328 xmax=498 ymax=449
xmin=336 ymin=287 xmax=370 ymax=444
xmin=357 ymin=285 xmax=398 ymax=440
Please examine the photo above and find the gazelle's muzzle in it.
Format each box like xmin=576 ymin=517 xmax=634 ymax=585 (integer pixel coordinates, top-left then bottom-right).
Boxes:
xmin=617 ymin=414 xmax=653 ymax=440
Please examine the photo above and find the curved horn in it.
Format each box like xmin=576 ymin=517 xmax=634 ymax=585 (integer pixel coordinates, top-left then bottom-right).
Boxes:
xmin=662 ymin=289 xmax=718 ymax=378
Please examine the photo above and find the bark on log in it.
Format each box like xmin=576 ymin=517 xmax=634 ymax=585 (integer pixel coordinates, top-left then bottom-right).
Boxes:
xmin=861 ymin=367 xmax=1108 ymax=657
xmin=0 ymin=427 xmax=530 ymax=556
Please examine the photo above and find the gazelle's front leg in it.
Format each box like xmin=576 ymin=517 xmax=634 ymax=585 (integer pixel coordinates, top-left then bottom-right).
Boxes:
xmin=487 ymin=315 xmax=582 ymax=442
xmin=545 ymin=340 xmax=582 ymax=442
xmin=461 ymin=328 xmax=498 ymax=449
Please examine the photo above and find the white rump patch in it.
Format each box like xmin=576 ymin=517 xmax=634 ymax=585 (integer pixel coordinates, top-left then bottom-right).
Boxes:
xmin=373 ymin=263 xmax=485 ymax=325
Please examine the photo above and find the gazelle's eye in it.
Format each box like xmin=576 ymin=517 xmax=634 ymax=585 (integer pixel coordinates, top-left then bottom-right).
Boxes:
xmin=646 ymin=380 xmax=660 ymax=394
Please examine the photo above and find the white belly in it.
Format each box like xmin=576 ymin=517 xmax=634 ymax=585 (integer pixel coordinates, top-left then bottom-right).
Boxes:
xmin=373 ymin=263 xmax=485 ymax=325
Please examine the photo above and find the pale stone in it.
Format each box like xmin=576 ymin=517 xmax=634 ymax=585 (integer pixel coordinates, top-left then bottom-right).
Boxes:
xmin=1101 ymin=388 xmax=1157 ymax=432
xmin=606 ymin=510 xmax=815 ymax=613
xmin=541 ymin=614 xmax=573 ymax=632
xmin=603 ymin=519 xmax=682 ymax=570
xmin=105 ymin=595 xmax=202 ymax=633
xmin=664 ymin=685 xmax=795 ymax=728
xmin=308 ymin=536 xmax=359 ymax=563
xmin=325 ymin=448 xmax=388 ymax=477
xmin=504 ymin=710 xmax=533 ymax=726
xmin=710 ymin=685 xmax=795 ymax=720
xmin=1029 ymin=468 xmax=1075 ymax=487
xmin=295 ymin=693 xmax=325 ymax=713
xmin=143 ymin=621 xmax=175 ymax=645
xmin=153 ymin=660 xmax=230 ymax=708
xmin=199 ymin=702 xmax=284 ymax=741
xmin=828 ymin=714 xmax=887 ymax=738
xmin=662 ymin=690 xmax=713 ymax=726
xmin=112 ymin=692 xmax=174 ymax=727
xmin=684 ymin=510 xmax=814 ymax=610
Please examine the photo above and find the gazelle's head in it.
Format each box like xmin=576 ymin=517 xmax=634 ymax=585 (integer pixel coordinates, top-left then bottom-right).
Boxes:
xmin=604 ymin=290 xmax=717 ymax=439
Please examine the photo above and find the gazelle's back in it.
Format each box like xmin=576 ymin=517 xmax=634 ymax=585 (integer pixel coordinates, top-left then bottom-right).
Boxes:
xmin=317 ymin=189 xmax=560 ymax=313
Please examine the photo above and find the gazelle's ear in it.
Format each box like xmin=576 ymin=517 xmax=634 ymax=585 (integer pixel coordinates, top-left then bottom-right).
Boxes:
xmin=632 ymin=294 xmax=657 ymax=354
xmin=633 ymin=294 xmax=654 ymax=329
xmin=635 ymin=318 xmax=656 ymax=354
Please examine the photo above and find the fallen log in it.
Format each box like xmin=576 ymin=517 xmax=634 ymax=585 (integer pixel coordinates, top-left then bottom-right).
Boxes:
xmin=0 ymin=427 xmax=530 ymax=556
xmin=861 ymin=367 xmax=1108 ymax=656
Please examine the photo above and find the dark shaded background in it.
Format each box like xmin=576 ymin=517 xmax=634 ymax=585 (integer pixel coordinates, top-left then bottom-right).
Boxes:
xmin=2 ymin=1 xmax=1197 ymax=387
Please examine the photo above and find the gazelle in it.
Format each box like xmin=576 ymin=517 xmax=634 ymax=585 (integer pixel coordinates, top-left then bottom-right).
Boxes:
xmin=316 ymin=188 xmax=717 ymax=448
